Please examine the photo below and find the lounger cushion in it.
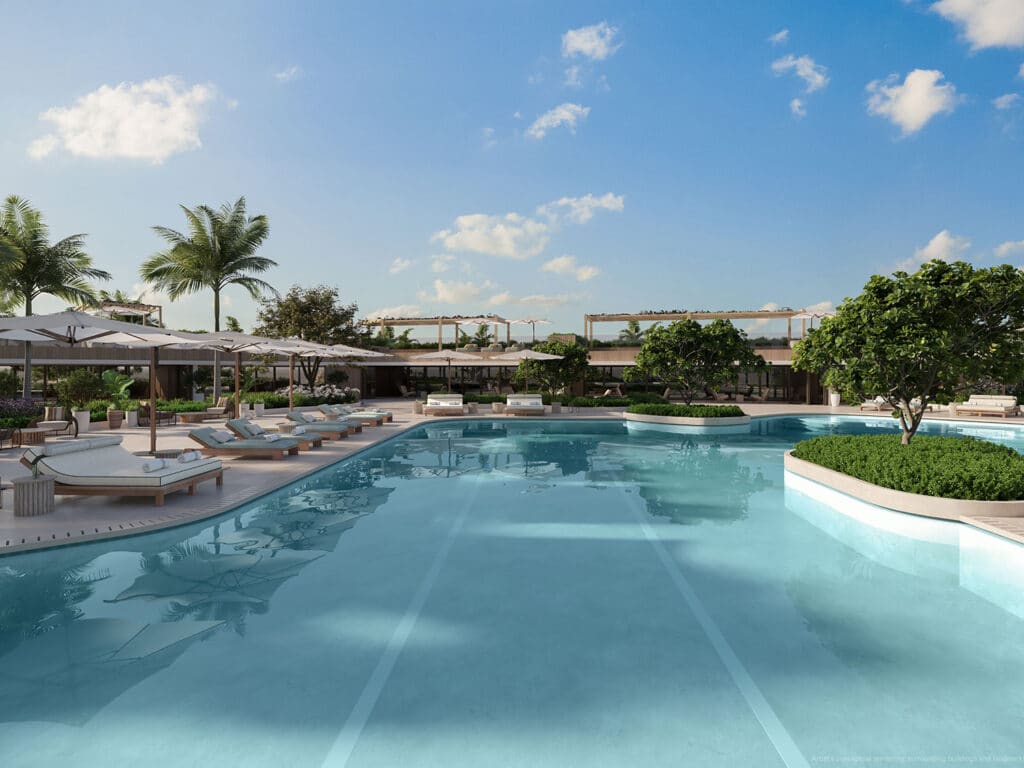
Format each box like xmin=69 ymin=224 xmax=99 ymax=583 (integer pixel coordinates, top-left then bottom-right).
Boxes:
xmin=24 ymin=444 xmax=222 ymax=488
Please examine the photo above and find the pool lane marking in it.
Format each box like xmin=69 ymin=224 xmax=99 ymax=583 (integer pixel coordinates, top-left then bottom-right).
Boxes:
xmin=322 ymin=495 xmax=472 ymax=768
xmin=633 ymin=507 xmax=811 ymax=768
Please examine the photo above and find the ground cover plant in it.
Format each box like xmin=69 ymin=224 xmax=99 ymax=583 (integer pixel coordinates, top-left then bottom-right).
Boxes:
xmin=791 ymin=434 xmax=1024 ymax=500
xmin=628 ymin=403 xmax=745 ymax=418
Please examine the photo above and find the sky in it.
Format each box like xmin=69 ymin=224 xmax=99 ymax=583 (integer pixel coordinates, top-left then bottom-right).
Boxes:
xmin=3 ymin=0 xmax=1024 ymax=340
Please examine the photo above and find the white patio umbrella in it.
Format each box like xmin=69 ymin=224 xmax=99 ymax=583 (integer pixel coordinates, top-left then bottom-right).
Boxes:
xmin=490 ymin=348 xmax=563 ymax=393
xmin=411 ymin=349 xmax=482 ymax=392
xmin=175 ymin=331 xmax=275 ymax=417
xmin=0 ymin=311 xmax=206 ymax=454
xmin=270 ymin=340 xmax=389 ymax=410
xmin=510 ymin=317 xmax=551 ymax=343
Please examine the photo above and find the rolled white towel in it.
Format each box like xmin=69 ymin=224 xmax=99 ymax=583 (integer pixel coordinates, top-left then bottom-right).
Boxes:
xmin=142 ymin=458 xmax=166 ymax=473
xmin=177 ymin=450 xmax=202 ymax=463
xmin=263 ymin=433 xmax=282 ymax=442
xmin=292 ymin=425 xmax=306 ymax=435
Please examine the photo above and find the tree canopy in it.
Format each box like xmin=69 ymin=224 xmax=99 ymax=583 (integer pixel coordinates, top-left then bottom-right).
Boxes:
xmin=624 ymin=319 xmax=764 ymax=404
xmin=793 ymin=260 xmax=1024 ymax=443
xmin=513 ymin=339 xmax=590 ymax=395
xmin=253 ymin=284 xmax=359 ymax=386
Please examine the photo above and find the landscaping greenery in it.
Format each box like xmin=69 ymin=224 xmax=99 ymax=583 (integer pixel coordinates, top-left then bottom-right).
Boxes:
xmin=794 ymin=260 xmax=1024 ymax=444
xmin=624 ymin=319 xmax=765 ymax=404
xmin=791 ymin=434 xmax=1024 ymax=501
xmin=512 ymin=339 xmax=591 ymax=395
xmin=628 ymin=403 xmax=745 ymax=418
xmin=0 ymin=397 xmax=43 ymax=428
xmin=56 ymin=369 xmax=106 ymax=411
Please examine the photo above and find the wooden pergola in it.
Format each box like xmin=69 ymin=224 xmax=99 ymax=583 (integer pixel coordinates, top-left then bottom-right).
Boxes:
xmin=371 ymin=315 xmax=511 ymax=350
xmin=582 ymin=309 xmax=825 ymax=346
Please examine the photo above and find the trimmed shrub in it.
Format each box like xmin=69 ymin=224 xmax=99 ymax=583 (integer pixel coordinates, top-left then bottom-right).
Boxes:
xmin=627 ymin=392 xmax=669 ymax=405
xmin=0 ymin=370 xmax=20 ymax=398
xmin=627 ymin=403 xmax=746 ymax=418
xmin=565 ymin=396 xmax=631 ymax=407
xmin=791 ymin=434 xmax=1024 ymax=501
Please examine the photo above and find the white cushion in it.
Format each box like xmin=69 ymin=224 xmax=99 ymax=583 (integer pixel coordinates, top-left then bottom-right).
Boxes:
xmin=31 ymin=445 xmax=222 ymax=487
xmin=263 ymin=433 xmax=282 ymax=442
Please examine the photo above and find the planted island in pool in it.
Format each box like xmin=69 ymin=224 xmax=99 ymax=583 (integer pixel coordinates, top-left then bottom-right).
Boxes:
xmin=623 ymin=403 xmax=751 ymax=434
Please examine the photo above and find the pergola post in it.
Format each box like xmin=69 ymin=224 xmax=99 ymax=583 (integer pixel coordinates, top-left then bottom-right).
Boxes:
xmin=437 ymin=318 xmax=443 ymax=350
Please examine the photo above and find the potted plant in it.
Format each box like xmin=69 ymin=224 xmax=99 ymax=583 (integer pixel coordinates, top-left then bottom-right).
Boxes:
xmin=101 ymin=370 xmax=134 ymax=429
xmin=56 ymin=369 xmax=106 ymax=435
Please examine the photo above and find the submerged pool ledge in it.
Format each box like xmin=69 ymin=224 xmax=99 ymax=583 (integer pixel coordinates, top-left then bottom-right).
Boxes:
xmin=624 ymin=411 xmax=752 ymax=435
xmin=783 ymin=451 xmax=1024 ymax=522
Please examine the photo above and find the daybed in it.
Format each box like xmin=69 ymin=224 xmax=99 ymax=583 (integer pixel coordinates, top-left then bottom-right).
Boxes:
xmin=189 ymin=427 xmax=300 ymax=459
xmin=951 ymin=395 xmax=1019 ymax=418
xmin=227 ymin=418 xmax=323 ymax=451
xmin=318 ymin=403 xmax=390 ymax=424
xmin=21 ymin=436 xmax=223 ymax=506
xmin=505 ymin=394 xmax=546 ymax=416
xmin=423 ymin=394 xmax=465 ymax=416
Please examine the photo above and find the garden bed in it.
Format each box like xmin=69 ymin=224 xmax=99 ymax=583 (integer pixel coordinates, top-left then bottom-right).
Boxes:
xmin=623 ymin=403 xmax=750 ymax=433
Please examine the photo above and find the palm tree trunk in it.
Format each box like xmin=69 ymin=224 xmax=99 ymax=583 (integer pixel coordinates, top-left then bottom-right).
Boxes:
xmin=21 ymin=296 xmax=32 ymax=400
xmin=213 ymin=288 xmax=221 ymax=400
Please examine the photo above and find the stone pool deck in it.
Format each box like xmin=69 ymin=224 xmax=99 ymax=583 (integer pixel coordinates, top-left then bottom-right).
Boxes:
xmin=3 ymin=400 xmax=1024 ymax=555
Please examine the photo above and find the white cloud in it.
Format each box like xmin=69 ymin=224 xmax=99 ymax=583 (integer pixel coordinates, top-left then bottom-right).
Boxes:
xmin=995 ymin=239 xmax=1024 ymax=258
xmin=28 ymin=76 xmax=215 ymax=164
xmin=365 ymin=304 xmax=423 ymax=321
xmin=526 ymin=103 xmax=590 ymax=139
xmin=994 ymin=93 xmax=1021 ymax=109
xmin=481 ymin=126 xmax=496 ymax=150
xmin=564 ymin=65 xmax=583 ymax=88
xmin=790 ymin=98 xmax=807 ymax=117
xmin=537 ymin=192 xmax=625 ymax=224
xmin=866 ymin=69 xmax=959 ymax=136
xmin=388 ymin=257 xmax=413 ymax=274
xmin=931 ymin=0 xmax=1024 ymax=50
xmin=513 ymin=111 xmax=522 ymax=119
xmin=541 ymin=255 xmax=601 ymax=281
xmin=275 ymin=65 xmax=303 ymax=83
xmin=431 ymin=254 xmax=456 ymax=273
xmin=487 ymin=291 xmax=514 ymax=307
xmin=898 ymin=229 xmax=971 ymax=270
xmin=771 ymin=54 xmax=829 ymax=93
xmin=518 ymin=293 xmax=571 ymax=307
xmin=768 ymin=28 xmax=790 ymax=45
xmin=433 ymin=213 xmax=550 ymax=259
xmin=562 ymin=22 xmax=621 ymax=61
xmin=421 ymin=279 xmax=489 ymax=304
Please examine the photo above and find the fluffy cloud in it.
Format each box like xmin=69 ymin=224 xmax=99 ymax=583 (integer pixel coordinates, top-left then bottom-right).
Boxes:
xmin=433 ymin=213 xmax=550 ymax=259
xmin=564 ymin=65 xmax=583 ymax=88
xmin=772 ymin=54 xmax=829 ymax=93
xmin=526 ymin=103 xmax=590 ymax=139
xmin=421 ymin=279 xmax=490 ymax=304
xmin=388 ymin=257 xmax=413 ymax=274
xmin=790 ymin=98 xmax=806 ymax=117
xmin=481 ymin=126 xmax=496 ymax=150
xmin=274 ymin=65 xmax=303 ymax=83
xmin=866 ymin=70 xmax=959 ymax=136
xmin=487 ymin=291 xmax=514 ymax=307
xmin=898 ymin=229 xmax=971 ymax=270
xmin=431 ymin=254 xmax=456 ymax=273
xmin=994 ymin=93 xmax=1021 ymax=109
xmin=518 ymin=293 xmax=571 ymax=307
xmin=562 ymin=22 xmax=621 ymax=61
xmin=931 ymin=0 xmax=1024 ymax=50
xmin=365 ymin=305 xmax=423 ymax=321
xmin=28 ymin=76 xmax=215 ymax=163
xmin=768 ymin=29 xmax=790 ymax=45
xmin=995 ymin=239 xmax=1024 ymax=258
xmin=542 ymin=255 xmax=601 ymax=281
xmin=537 ymin=192 xmax=625 ymax=224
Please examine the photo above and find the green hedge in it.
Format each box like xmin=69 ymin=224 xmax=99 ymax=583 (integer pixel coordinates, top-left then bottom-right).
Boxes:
xmin=791 ymin=434 xmax=1024 ymax=501
xmin=565 ymin=396 xmax=631 ymax=407
xmin=627 ymin=403 xmax=746 ymax=418
xmin=0 ymin=417 xmax=34 ymax=429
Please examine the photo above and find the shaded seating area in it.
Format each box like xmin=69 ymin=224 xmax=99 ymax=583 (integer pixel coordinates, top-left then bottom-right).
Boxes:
xmin=506 ymin=394 xmax=545 ymax=416
xmin=226 ymin=418 xmax=323 ymax=451
xmin=859 ymin=396 xmax=893 ymax=412
xmin=318 ymin=403 xmax=391 ymax=424
xmin=189 ymin=427 xmax=300 ymax=460
xmin=21 ymin=436 xmax=223 ymax=506
xmin=423 ymin=394 xmax=465 ymax=416
xmin=285 ymin=411 xmax=357 ymax=438
xmin=205 ymin=396 xmax=233 ymax=420
xmin=952 ymin=395 xmax=1019 ymax=418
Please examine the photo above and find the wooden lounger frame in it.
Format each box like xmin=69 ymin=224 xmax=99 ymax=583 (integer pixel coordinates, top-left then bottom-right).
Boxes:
xmin=18 ymin=460 xmax=223 ymax=507
xmin=189 ymin=435 xmax=300 ymax=460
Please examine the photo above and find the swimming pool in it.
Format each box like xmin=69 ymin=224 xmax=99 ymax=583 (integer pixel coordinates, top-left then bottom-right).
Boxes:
xmin=2 ymin=416 xmax=1024 ymax=767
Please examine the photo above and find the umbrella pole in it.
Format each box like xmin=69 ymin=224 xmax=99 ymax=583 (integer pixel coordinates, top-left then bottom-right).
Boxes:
xmin=234 ymin=352 xmax=241 ymax=417
xmin=447 ymin=361 xmax=452 ymax=393
xmin=289 ymin=354 xmax=295 ymax=411
xmin=149 ymin=346 xmax=157 ymax=455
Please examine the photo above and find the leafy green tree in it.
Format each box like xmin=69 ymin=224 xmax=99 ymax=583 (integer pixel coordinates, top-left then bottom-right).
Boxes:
xmin=0 ymin=196 xmax=111 ymax=398
xmin=625 ymin=319 xmax=764 ymax=404
xmin=140 ymin=196 xmax=276 ymax=397
xmin=373 ymin=325 xmax=397 ymax=348
xmin=513 ymin=339 xmax=590 ymax=395
xmin=472 ymin=324 xmax=493 ymax=346
xmin=617 ymin=319 xmax=647 ymax=345
xmin=794 ymin=260 xmax=1024 ymax=444
xmin=224 ymin=316 xmax=243 ymax=332
xmin=252 ymin=284 xmax=359 ymax=386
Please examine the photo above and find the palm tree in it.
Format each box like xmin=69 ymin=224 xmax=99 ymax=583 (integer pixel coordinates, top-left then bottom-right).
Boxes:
xmin=140 ymin=197 xmax=276 ymax=396
xmin=618 ymin=319 xmax=646 ymax=345
xmin=0 ymin=196 xmax=111 ymax=398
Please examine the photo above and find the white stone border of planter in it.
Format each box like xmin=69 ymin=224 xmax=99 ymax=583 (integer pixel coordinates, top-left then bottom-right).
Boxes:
xmin=783 ymin=451 xmax=1024 ymax=521
xmin=623 ymin=411 xmax=752 ymax=435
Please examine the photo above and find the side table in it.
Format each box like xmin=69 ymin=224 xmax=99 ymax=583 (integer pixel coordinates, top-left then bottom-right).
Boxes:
xmin=13 ymin=476 xmax=55 ymax=517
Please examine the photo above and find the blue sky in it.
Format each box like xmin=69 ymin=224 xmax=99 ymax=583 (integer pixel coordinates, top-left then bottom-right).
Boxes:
xmin=3 ymin=0 xmax=1024 ymax=339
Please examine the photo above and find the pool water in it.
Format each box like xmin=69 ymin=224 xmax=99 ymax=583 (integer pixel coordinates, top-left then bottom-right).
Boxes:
xmin=2 ymin=416 xmax=1024 ymax=767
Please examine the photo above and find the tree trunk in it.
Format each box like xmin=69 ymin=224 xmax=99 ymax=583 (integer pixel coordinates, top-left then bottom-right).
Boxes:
xmin=897 ymin=399 xmax=923 ymax=445
xmin=21 ymin=296 xmax=32 ymax=400
xmin=212 ymin=289 xmax=221 ymax=400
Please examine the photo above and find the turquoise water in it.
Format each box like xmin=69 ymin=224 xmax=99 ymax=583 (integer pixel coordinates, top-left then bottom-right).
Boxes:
xmin=2 ymin=416 xmax=1024 ymax=767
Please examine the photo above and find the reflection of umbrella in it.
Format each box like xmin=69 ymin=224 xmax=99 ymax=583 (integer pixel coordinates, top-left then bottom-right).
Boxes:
xmin=491 ymin=348 xmax=562 ymax=393
xmin=411 ymin=349 xmax=481 ymax=392
xmin=0 ymin=617 xmax=222 ymax=725
xmin=0 ymin=311 xmax=205 ymax=454
xmin=510 ymin=317 xmax=551 ymax=343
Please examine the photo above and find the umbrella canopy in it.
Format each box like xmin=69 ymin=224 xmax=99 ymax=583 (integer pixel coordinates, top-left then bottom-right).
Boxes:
xmin=411 ymin=349 xmax=481 ymax=392
xmin=509 ymin=317 xmax=551 ymax=343
xmin=491 ymin=348 xmax=562 ymax=393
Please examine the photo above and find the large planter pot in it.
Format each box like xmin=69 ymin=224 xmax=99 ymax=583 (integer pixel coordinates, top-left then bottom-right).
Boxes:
xmin=239 ymin=403 xmax=250 ymax=417
xmin=73 ymin=410 xmax=91 ymax=434
xmin=829 ymin=392 xmax=841 ymax=408
xmin=413 ymin=401 xmax=424 ymax=414
xmin=254 ymin=403 xmax=265 ymax=417
xmin=126 ymin=409 xmax=139 ymax=428
xmin=13 ymin=475 xmax=55 ymax=517
xmin=107 ymin=409 xmax=125 ymax=429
